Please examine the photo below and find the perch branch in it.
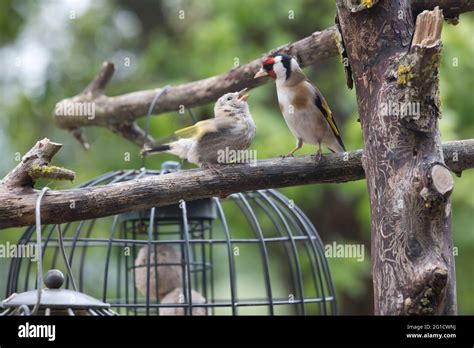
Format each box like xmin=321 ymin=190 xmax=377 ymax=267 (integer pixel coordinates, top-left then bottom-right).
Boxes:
xmin=0 ymin=139 xmax=472 ymax=229
xmin=0 ymin=138 xmax=75 ymax=190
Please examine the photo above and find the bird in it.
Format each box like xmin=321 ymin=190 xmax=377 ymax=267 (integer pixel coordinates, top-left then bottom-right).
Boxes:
xmin=254 ymin=53 xmax=346 ymax=162
xmin=142 ymin=89 xmax=255 ymax=169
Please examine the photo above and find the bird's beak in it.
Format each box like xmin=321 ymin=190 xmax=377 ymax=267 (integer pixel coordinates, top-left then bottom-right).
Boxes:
xmin=238 ymin=88 xmax=250 ymax=102
xmin=254 ymin=68 xmax=268 ymax=79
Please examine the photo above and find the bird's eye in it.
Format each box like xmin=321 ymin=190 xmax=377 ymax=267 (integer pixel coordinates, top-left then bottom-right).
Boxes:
xmin=227 ymin=96 xmax=232 ymax=101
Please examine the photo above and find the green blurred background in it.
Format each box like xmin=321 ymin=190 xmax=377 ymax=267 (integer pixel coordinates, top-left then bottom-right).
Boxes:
xmin=0 ymin=0 xmax=472 ymax=314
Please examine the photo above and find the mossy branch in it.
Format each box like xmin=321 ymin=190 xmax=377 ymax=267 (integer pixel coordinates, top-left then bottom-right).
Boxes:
xmin=28 ymin=165 xmax=75 ymax=182
xmin=0 ymin=138 xmax=75 ymax=190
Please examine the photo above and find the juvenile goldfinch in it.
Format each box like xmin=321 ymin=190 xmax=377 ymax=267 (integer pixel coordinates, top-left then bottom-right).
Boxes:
xmin=254 ymin=54 xmax=345 ymax=161
xmin=142 ymin=89 xmax=255 ymax=168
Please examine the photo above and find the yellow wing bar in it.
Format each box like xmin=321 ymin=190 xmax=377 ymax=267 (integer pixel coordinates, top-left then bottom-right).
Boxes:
xmin=174 ymin=120 xmax=216 ymax=140
xmin=315 ymin=93 xmax=340 ymax=137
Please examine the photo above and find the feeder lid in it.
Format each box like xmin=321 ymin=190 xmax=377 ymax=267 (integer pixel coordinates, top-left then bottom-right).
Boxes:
xmin=1 ymin=270 xmax=110 ymax=310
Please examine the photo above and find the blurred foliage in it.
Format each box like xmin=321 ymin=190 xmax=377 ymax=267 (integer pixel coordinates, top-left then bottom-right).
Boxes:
xmin=0 ymin=0 xmax=472 ymax=314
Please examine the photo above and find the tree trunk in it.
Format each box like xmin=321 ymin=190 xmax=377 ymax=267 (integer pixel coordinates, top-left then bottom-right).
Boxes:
xmin=336 ymin=2 xmax=456 ymax=314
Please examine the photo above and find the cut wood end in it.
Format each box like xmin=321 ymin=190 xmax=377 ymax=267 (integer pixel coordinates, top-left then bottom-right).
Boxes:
xmin=28 ymin=138 xmax=63 ymax=162
xmin=431 ymin=164 xmax=454 ymax=196
xmin=42 ymin=143 xmax=62 ymax=159
xmin=0 ymin=138 xmax=68 ymax=189
xmin=37 ymin=137 xmax=61 ymax=149
xmin=412 ymin=6 xmax=444 ymax=49
xmin=38 ymin=138 xmax=61 ymax=148
xmin=38 ymin=137 xmax=50 ymax=147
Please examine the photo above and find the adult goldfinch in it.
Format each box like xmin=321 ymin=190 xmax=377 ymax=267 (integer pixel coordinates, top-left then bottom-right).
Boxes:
xmin=142 ymin=89 xmax=255 ymax=167
xmin=254 ymin=54 xmax=346 ymax=161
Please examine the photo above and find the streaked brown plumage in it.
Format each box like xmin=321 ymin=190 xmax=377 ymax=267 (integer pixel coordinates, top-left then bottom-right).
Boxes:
xmin=142 ymin=90 xmax=255 ymax=167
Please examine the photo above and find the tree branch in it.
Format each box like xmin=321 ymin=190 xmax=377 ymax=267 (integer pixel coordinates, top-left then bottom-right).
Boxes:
xmin=393 ymin=6 xmax=444 ymax=133
xmin=82 ymin=61 xmax=115 ymax=95
xmin=108 ymin=121 xmax=156 ymax=147
xmin=0 ymin=139 xmax=472 ymax=229
xmin=412 ymin=0 xmax=474 ymax=21
xmin=0 ymin=138 xmax=75 ymax=190
xmin=28 ymin=165 xmax=75 ymax=182
xmin=53 ymin=0 xmax=473 ymax=148
xmin=54 ymin=27 xmax=339 ymax=147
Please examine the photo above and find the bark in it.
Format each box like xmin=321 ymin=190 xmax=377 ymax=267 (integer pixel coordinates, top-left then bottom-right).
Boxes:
xmin=0 ymin=138 xmax=75 ymax=190
xmin=336 ymin=2 xmax=457 ymax=315
xmin=0 ymin=139 xmax=472 ymax=229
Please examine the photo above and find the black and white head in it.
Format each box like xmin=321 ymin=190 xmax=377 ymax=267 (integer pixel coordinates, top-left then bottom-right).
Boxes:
xmin=253 ymin=54 xmax=300 ymax=82
xmin=214 ymin=89 xmax=250 ymax=118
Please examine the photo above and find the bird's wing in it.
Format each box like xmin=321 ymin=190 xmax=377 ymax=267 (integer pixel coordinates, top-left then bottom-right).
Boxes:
xmin=175 ymin=117 xmax=237 ymax=140
xmin=198 ymin=117 xmax=238 ymax=143
xmin=174 ymin=119 xmax=219 ymax=140
xmin=307 ymin=81 xmax=346 ymax=151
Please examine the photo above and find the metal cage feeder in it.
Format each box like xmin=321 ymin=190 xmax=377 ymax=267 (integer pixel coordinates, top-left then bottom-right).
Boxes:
xmin=5 ymin=162 xmax=337 ymax=315
xmin=1 ymin=269 xmax=116 ymax=316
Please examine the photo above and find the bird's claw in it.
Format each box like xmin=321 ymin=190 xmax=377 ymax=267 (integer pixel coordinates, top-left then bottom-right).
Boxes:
xmin=280 ymin=153 xmax=295 ymax=159
xmin=312 ymin=151 xmax=323 ymax=164
xmin=203 ymin=164 xmax=223 ymax=175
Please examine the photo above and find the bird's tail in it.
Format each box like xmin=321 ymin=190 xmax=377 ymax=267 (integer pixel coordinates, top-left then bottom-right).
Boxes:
xmin=141 ymin=143 xmax=171 ymax=156
xmin=142 ymin=138 xmax=193 ymax=159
